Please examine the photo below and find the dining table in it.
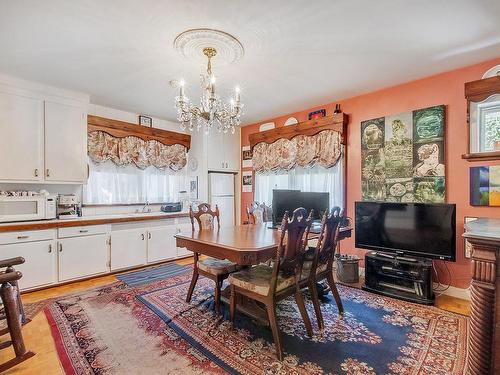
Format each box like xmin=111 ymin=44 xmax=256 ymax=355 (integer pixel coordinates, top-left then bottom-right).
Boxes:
xmin=174 ymin=224 xmax=352 ymax=323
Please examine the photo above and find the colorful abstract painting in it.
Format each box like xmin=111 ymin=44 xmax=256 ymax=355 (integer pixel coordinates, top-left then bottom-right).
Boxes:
xmin=361 ymin=105 xmax=446 ymax=203
xmin=471 ymin=166 xmax=500 ymax=206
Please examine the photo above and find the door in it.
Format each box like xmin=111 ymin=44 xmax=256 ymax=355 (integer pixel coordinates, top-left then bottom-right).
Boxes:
xmin=0 ymin=240 xmax=56 ymax=290
xmin=206 ymin=130 xmax=225 ymax=171
xmin=210 ymin=196 xmax=235 ymax=226
xmin=224 ymin=128 xmax=240 ymax=171
xmin=58 ymin=235 xmax=109 ymax=281
xmin=111 ymin=229 xmax=147 ymax=270
xmin=147 ymin=226 xmax=178 ymax=263
xmin=44 ymin=101 xmax=87 ymax=182
xmin=0 ymin=91 xmax=44 ymax=181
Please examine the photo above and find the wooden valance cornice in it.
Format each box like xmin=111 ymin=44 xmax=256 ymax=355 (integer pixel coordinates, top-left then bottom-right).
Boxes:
xmin=465 ymin=75 xmax=500 ymax=102
xmin=248 ymin=112 xmax=348 ymax=150
xmin=87 ymin=115 xmax=191 ymax=150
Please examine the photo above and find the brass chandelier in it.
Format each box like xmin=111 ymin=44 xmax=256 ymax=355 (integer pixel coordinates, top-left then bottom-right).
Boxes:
xmin=175 ymin=47 xmax=243 ymax=134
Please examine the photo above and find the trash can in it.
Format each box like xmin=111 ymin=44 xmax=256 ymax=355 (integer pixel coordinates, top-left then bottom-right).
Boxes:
xmin=336 ymin=255 xmax=360 ymax=283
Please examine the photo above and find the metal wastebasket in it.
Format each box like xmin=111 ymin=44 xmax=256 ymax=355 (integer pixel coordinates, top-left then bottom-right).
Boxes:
xmin=336 ymin=255 xmax=360 ymax=283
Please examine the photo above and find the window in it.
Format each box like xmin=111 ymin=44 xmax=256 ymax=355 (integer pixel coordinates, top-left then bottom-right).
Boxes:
xmin=254 ymin=158 xmax=344 ymax=209
xmin=478 ymin=99 xmax=500 ymax=152
xmin=83 ymin=160 xmax=185 ymax=204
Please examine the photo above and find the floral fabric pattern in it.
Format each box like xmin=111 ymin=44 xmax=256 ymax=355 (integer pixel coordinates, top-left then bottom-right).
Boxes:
xmin=88 ymin=131 xmax=187 ymax=171
xmin=252 ymin=130 xmax=342 ymax=172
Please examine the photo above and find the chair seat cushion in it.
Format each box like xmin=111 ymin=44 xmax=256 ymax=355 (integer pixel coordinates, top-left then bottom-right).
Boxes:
xmin=228 ymin=264 xmax=295 ymax=296
xmin=197 ymin=257 xmax=237 ymax=275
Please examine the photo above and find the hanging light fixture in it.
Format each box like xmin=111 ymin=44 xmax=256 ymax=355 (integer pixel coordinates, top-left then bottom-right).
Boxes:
xmin=173 ymin=29 xmax=244 ymax=134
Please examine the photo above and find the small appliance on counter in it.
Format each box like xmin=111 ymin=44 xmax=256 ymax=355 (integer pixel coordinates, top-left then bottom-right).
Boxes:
xmin=161 ymin=202 xmax=182 ymax=213
xmin=57 ymin=194 xmax=81 ymax=220
xmin=0 ymin=190 xmax=56 ymax=223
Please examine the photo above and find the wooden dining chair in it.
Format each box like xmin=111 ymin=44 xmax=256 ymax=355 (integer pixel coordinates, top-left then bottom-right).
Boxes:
xmin=301 ymin=207 xmax=344 ymax=330
xmin=186 ymin=203 xmax=239 ymax=314
xmin=229 ymin=208 xmax=314 ymax=360
xmin=246 ymin=201 xmax=264 ymax=224
xmin=0 ymin=258 xmax=35 ymax=372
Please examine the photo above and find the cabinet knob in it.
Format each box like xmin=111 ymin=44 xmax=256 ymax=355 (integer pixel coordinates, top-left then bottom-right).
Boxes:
xmin=58 ymin=243 xmax=62 ymax=252
xmin=48 ymin=244 xmax=52 ymax=253
xmin=17 ymin=235 xmax=29 ymax=240
xmin=34 ymin=169 xmax=39 ymax=177
xmin=225 ymin=162 xmax=228 ymax=168
xmin=148 ymin=232 xmax=151 ymax=240
xmin=221 ymin=162 xmax=224 ymax=168
xmin=46 ymin=169 xmax=50 ymax=177
xmin=141 ymin=233 xmax=145 ymax=240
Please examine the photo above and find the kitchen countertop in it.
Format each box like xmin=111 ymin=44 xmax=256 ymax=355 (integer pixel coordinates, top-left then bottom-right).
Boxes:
xmin=0 ymin=211 xmax=190 ymax=233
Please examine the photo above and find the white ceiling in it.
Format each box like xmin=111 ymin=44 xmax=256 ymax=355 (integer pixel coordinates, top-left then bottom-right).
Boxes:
xmin=0 ymin=0 xmax=499 ymax=125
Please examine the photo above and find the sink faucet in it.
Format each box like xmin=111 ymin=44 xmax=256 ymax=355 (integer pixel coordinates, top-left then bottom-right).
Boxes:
xmin=138 ymin=200 xmax=151 ymax=213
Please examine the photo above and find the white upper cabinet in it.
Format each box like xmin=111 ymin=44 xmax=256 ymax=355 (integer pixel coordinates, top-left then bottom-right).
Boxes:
xmin=0 ymin=91 xmax=44 ymax=181
xmin=44 ymin=101 xmax=87 ymax=183
xmin=0 ymin=79 xmax=88 ymax=184
xmin=206 ymin=128 xmax=240 ymax=172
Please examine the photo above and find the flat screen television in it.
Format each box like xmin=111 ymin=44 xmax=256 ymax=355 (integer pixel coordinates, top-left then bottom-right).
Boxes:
xmin=355 ymin=201 xmax=456 ymax=261
xmin=272 ymin=189 xmax=329 ymax=226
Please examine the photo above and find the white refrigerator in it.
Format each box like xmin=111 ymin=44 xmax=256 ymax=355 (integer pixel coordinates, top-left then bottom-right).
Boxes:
xmin=209 ymin=173 xmax=235 ymax=226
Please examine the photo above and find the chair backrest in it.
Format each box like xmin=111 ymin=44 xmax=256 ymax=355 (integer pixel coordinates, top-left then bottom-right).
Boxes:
xmin=315 ymin=207 xmax=343 ymax=269
xmin=189 ymin=203 xmax=220 ymax=231
xmin=261 ymin=203 xmax=273 ymax=223
xmin=269 ymin=208 xmax=313 ymax=293
xmin=247 ymin=201 xmax=264 ymax=224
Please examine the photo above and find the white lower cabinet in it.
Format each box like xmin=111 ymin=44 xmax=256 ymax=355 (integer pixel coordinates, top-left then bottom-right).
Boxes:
xmin=58 ymin=234 xmax=109 ymax=282
xmin=111 ymin=229 xmax=147 ymax=271
xmin=0 ymin=239 xmax=57 ymax=290
xmin=177 ymin=221 xmax=193 ymax=257
xmin=147 ymin=226 xmax=178 ymax=263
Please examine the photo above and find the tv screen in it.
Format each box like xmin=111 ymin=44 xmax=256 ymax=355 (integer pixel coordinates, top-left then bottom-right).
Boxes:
xmin=355 ymin=201 xmax=456 ymax=261
xmin=272 ymin=190 xmax=329 ymax=225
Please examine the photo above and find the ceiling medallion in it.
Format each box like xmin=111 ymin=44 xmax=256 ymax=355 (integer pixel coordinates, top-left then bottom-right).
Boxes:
xmin=173 ymin=29 xmax=244 ymax=134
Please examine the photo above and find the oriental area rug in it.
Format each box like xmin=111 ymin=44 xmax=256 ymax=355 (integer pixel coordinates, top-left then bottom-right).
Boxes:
xmin=45 ymin=266 xmax=468 ymax=374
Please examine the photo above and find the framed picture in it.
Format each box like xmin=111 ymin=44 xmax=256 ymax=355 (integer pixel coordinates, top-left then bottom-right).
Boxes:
xmin=139 ymin=115 xmax=153 ymax=127
xmin=188 ymin=176 xmax=198 ymax=200
xmin=242 ymin=146 xmax=253 ymax=168
xmin=464 ymin=216 xmax=478 ymax=259
xmin=308 ymin=109 xmax=326 ymax=120
xmin=242 ymin=171 xmax=253 ymax=193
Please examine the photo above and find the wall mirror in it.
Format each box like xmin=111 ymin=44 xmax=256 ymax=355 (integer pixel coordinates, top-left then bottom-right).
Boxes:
xmin=463 ymin=66 xmax=500 ymax=161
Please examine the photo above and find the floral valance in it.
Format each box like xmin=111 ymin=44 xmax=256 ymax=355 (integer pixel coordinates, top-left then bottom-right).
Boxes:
xmin=88 ymin=131 xmax=187 ymax=171
xmin=252 ymin=130 xmax=342 ymax=172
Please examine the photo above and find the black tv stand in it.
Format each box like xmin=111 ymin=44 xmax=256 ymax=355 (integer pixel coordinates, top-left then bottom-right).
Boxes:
xmin=363 ymin=252 xmax=434 ymax=305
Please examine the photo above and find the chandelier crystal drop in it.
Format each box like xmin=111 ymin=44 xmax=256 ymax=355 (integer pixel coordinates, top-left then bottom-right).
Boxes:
xmin=175 ymin=47 xmax=243 ymax=134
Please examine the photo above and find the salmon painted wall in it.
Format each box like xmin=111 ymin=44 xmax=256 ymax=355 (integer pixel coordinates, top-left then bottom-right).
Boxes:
xmin=241 ymin=57 xmax=500 ymax=289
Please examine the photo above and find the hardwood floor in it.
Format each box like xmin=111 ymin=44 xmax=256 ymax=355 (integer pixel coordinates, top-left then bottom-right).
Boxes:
xmin=0 ymin=258 xmax=470 ymax=374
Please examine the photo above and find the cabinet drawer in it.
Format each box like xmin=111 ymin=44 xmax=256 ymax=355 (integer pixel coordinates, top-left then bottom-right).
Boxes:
xmin=0 ymin=229 xmax=56 ymax=245
xmin=58 ymin=224 xmax=110 ymax=238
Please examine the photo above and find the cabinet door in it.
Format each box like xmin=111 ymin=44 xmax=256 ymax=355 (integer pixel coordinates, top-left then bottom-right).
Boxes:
xmin=147 ymin=226 xmax=178 ymax=263
xmin=0 ymin=91 xmax=44 ymax=181
xmin=206 ymin=130 xmax=225 ymax=171
xmin=110 ymin=229 xmax=147 ymax=270
xmin=0 ymin=240 xmax=56 ymax=290
xmin=176 ymin=221 xmax=193 ymax=257
xmin=58 ymin=235 xmax=108 ymax=281
xmin=44 ymin=101 xmax=87 ymax=183
xmin=224 ymin=128 xmax=240 ymax=171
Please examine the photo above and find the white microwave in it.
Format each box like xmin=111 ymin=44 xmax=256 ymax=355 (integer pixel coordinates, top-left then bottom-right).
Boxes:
xmin=0 ymin=195 xmax=57 ymax=223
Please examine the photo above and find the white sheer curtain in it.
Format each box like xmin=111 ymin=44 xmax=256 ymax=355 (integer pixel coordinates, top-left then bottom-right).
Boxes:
xmin=254 ymin=157 xmax=344 ymax=209
xmin=83 ymin=160 xmax=185 ymax=204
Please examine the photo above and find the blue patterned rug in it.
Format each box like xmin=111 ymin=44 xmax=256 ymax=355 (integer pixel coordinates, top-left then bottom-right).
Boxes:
xmin=117 ymin=263 xmax=189 ymax=286
xmin=138 ymin=274 xmax=468 ymax=374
